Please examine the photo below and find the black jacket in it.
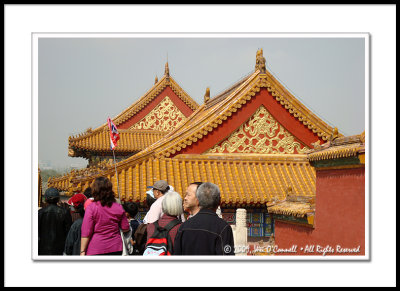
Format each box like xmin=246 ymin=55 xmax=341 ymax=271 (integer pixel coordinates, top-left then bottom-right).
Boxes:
xmin=64 ymin=218 xmax=83 ymax=255
xmin=173 ymin=208 xmax=235 ymax=255
xmin=38 ymin=204 xmax=72 ymax=255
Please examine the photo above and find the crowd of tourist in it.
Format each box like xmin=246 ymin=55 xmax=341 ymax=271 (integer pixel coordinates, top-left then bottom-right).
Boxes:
xmin=38 ymin=177 xmax=235 ymax=256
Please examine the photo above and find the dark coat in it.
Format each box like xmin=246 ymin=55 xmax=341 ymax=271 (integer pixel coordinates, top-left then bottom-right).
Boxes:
xmin=64 ymin=217 xmax=83 ymax=255
xmin=38 ymin=204 xmax=72 ymax=255
xmin=173 ymin=208 xmax=235 ymax=255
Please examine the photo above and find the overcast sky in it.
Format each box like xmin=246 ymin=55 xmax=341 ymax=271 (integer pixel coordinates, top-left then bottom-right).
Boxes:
xmin=38 ymin=36 xmax=366 ymax=169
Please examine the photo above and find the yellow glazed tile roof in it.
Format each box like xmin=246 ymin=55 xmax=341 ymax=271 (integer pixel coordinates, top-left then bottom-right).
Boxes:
xmin=50 ymin=51 xmax=338 ymax=212
xmin=267 ymin=201 xmax=314 ymax=218
xmin=307 ymin=131 xmax=365 ymax=162
xmin=68 ymin=73 xmax=199 ymax=156
xmin=267 ymin=194 xmax=315 ymax=218
xmin=111 ymin=75 xmax=199 ymax=127
xmin=68 ymin=129 xmax=168 ymax=157
xmin=113 ymin=64 xmax=340 ymax=167
xmin=48 ymin=154 xmax=316 ymax=206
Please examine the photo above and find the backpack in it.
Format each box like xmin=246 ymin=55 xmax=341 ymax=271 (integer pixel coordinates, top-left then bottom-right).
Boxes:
xmin=132 ymin=223 xmax=148 ymax=255
xmin=143 ymin=219 xmax=181 ymax=256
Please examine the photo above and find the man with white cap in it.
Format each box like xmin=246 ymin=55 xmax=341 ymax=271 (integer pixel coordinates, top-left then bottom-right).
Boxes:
xmin=143 ymin=180 xmax=171 ymax=224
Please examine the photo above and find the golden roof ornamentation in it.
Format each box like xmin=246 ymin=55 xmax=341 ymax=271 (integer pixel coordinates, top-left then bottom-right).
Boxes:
xmin=148 ymin=71 xmax=335 ymax=160
xmin=255 ymin=49 xmax=266 ymax=73
xmin=129 ymin=96 xmax=186 ymax=132
xmin=104 ymin=57 xmax=338 ymax=169
xmin=311 ymin=140 xmax=321 ymax=149
xmin=204 ymin=87 xmax=210 ymax=103
xmin=165 ymin=62 xmax=170 ymax=79
xmin=55 ymin=50 xmax=339 ymax=210
xmin=67 ymin=73 xmax=199 ymax=157
xmin=329 ymin=127 xmax=339 ymax=142
xmin=111 ymin=75 xmax=198 ymax=126
xmin=307 ymin=131 xmax=365 ymax=162
xmin=206 ymin=105 xmax=309 ymax=154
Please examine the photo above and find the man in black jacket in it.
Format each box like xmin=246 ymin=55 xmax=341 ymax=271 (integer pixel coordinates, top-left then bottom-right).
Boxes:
xmin=38 ymin=188 xmax=72 ymax=255
xmin=173 ymin=182 xmax=235 ymax=255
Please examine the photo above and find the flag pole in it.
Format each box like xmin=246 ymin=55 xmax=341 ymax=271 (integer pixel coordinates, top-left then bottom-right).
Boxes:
xmin=108 ymin=116 xmax=122 ymax=204
xmin=112 ymin=148 xmax=121 ymax=204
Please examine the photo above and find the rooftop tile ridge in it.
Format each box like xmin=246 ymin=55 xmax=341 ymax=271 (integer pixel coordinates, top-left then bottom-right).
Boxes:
xmin=174 ymin=153 xmax=310 ymax=162
xmin=112 ymin=75 xmax=170 ymax=126
xmin=206 ymin=70 xmax=258 ymax=109
xmin=307 ymin=131 xmax=365 ymax=155
xmin=115 ymin=129 xmax=168 ymax=134
xmin=111 ymin=122 xmax=185 ymax=168
xmin=69 ymin=127 xmax=99 ymax=141
xmin=331 ymin=131 xmax=365 ymax=146
xmin=169 ymin=77 xmax=200 ymax=110
xmin=86 ymin=75 xmax=169 ymax=132
xmin=265 ymin=70 xmax=339 ymax=140
xmin=153 ymin=73 xmax=272 ymax=158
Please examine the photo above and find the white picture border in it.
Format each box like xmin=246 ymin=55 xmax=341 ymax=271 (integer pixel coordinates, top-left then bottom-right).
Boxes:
xmin=32 ymin=32 xmax=370 ymax=262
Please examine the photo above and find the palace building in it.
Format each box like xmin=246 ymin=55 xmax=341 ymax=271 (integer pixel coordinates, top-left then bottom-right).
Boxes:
xmin=67 ymin=62 xmax=199 ymax=166
xmin=49 ymin=62 xmax=199 ymax=193
xmin=47 ymin=49 xmax=365 ymax=254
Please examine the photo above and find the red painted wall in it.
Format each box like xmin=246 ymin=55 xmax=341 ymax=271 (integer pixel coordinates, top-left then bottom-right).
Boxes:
xmin=119 ymin=86 xmax=194 ymax=129
xmin=274 ymin=167 xmax=365 ymax=256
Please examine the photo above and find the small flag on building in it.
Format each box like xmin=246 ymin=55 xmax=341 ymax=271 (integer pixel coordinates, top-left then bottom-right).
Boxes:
xmin=107 ymin=117 xmax=120 ymax=150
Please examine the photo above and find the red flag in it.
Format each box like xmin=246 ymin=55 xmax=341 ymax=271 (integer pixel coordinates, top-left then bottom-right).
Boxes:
xmin=107 ymin=117 xmax=120 ymax=150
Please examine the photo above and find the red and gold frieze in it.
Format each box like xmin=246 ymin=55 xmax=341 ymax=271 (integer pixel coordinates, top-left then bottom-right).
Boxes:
xmin=206 ymin=105 xmax=309 ymax=154
xmin=129 ymin=96 xmax=186 ymax=132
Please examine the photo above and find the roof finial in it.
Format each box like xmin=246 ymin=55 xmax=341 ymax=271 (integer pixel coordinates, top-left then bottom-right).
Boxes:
xmin=165 ymin=61 xmax=170 ymax=79
xmin=204 ymin=87 xmax=210 ymax=103
xmin=255 ymin=48 xmax=266 ymax=73
xmin=155 ymin=75 xmax=158 ymax=84
xmin=329 ymin=127 xmax=339 ymax=142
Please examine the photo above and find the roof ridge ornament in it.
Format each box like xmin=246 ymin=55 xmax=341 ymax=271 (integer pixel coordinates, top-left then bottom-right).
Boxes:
xmin=360 ymin=131 xmax=365 ymax=143
xmin=164 ymin=62 xmax=170 ymax=79
xmin=329 ymin=127 xmax=339 ymax=142
xmin=155 ymin=75 xmax=158 ymax=84
xmin=204 ymin=87 xmax=210 ymax=103
xmin=255 ymin=49 xmax=266 ymax=73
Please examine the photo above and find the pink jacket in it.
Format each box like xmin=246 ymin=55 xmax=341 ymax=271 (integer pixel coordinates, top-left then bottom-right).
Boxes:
xmin=81 ymin=201 xmax=129 ymax=255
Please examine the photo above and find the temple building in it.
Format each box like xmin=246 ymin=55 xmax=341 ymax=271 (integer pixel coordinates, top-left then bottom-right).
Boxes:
xmin=67 ymin=62 xmax=199 ymax=166
xmin=47 ymin=49 xmax=366 ymax=254
xmin=49 ymin=62 xmax=199 ymax=194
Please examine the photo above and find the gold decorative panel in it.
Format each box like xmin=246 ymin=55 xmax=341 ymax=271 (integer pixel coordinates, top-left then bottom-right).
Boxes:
xmin=206 ymin=106 xmax=309 ymax=154
xmin=129 ymin=96 xmax=186 ymax=132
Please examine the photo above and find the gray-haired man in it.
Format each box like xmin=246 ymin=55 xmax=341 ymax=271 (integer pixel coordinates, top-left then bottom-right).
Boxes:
xmin=174 ymin=182 xmax=235 ymax=255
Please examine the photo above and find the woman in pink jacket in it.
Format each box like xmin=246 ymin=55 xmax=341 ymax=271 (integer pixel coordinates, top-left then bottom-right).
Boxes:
xmin=80 ymin=177 xmax=130 ymax=256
